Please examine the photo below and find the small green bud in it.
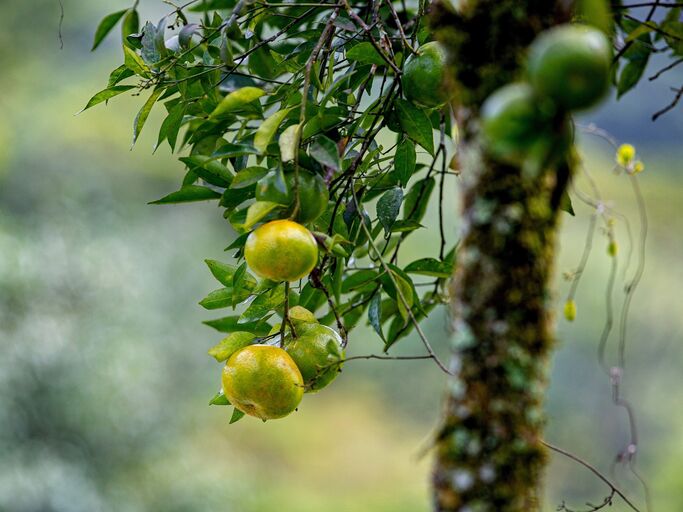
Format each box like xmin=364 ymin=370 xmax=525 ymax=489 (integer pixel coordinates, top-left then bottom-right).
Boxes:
xmin=607 ymin=240 xmax=618 ymax=257
xmin=563 ymin=299 xmax=577 ymax=322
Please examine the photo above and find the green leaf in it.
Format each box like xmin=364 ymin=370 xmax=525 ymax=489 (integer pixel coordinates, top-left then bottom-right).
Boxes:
xmin=403 ymin=177 xmax=435 ymax=223
xmin=244 ymin=201 xmax=282 ymax=229
xmin=390 ymin=220 xmax=423 ymax=233
xmin=122 ymin=9 xmax=139 ymax=48
xmin=140 ymin=21 xmax=161 ymax=65
xmin=92 ymin=9 xmax=127 ymax=51
xmin=617 ymin=58 xmax=649 ymax=98
xmin=132 ymin=87 xmax=163 ymax=147
xmin=210 ymin=87 xmax=266 ymax=118
xmin=395 ymin=99 xmax=434 ymax=155
xmin=200 ymin=286 xmax=254 ymax=310
xmin=239 ymin=286 xmax=286 ymax=324
xmin=212 ymin=142 xmax=260 ymax=159
xmin=377 ymin=187 xmax=403 ymax=234
xmin=209 ymin=390 xmax=231 ymax=405
xmin=203 ymin=315 xmax=272 ymax=335
xmin=391 ymin=270 xmax=414 ymax=322
xmin=123 ymin=45 xmax=150 ymax=76
xmin=310 ymin=135 xmax=340 ymax=171
xmin=394 ymin=139 xmax=416 ymax=188
xmin=368 ymin=292 xmax=385 ymax=341
xmin=279 ymin=123 xmax=301 ymax=162
xmin=231 ymin=166 xmax=270 ymax=188
xmin=346 ymin=42 xmax=386 ymax=66
xmin=149 ymin=185 xmax=221 ymax=204
xmin=180 ymin=156 xmax=234 ymax=188
xmin=341 ymin=269 xmax=379 ymax=293
xmin=404 ymin=258 xmax=453 ymax=278
xmin=205 ymin=259 xmax=257 ymax=288
xmin=208 ymin=331 xmax=257 ymax=362
xmin=156 ymin=102 xmax=186 ymax=152
xmin=254 ymin=108 xmax=294 ymax=154
xmin=108 ymin=65 xmax=135 ymax=87
xmin=230 ymin=408 xmax=246 ymax=424
xmin=79 ymin=85 xmax=136 ymax=113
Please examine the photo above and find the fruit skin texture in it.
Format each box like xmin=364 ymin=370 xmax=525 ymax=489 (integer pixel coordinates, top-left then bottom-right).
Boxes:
xmin=481 ymin=83 xmax=557 ymax=165
xmin=244 ymin=219 xmax=318 ymax=282
xmin=255 ymin=170 xmax=329 ymax=224
xmin=222 ymin=344 xmax=304 ymax=420
xmin=528 ymin=24 xmax=611 ymax=111
xmin=403 ymin=41 xmax=449 ymax=108
xmin=285 ymin=323 xmax=344 ymax=393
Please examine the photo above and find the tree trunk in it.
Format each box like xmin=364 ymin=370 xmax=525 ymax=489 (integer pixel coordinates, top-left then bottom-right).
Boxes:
xmin=431 ymin=2 xmax=572 ymax=510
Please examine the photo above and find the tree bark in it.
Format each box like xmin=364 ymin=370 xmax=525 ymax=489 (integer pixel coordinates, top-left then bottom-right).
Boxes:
xmin=431 ymin=2 xmax=572 ymax=510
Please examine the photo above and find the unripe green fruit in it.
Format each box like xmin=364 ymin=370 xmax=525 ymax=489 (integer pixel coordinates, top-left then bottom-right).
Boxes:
xmin=256 ymin=170 xmax=329 ymax=224
xmin=528 ymin=24 xmax=611 ymax=111
xmin=481 ymin=83 xmax=566 ymax=165
xmin=285 ymin=323 xmax=344 ymax=393
xmin=402 ymin=42 xmax=450 ymax=108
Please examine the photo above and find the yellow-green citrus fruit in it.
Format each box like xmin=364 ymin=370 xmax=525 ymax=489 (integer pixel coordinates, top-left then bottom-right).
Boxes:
xmin=403 ymin=42 xmax=450 ymax=108
xmin=528 ymin=24 xmax=611 ymax=111
xmin=285 ymin=324 xmax=344 ymax=393
xmin=244 ymin=219 xmax=318 ymax=282
xmin=222 ymin=344 xmax=304 ymax=420
xmin=287 ymin=305 xmax=318 ymax=326
xmin=256 ymin=170 xmax=329 ymax=224
xmin=481 ymin=83 xmax=558 ymax=165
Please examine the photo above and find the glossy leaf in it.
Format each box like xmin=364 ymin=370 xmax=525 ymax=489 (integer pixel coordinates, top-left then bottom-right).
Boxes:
xmin=346 ymin=42 xmax=386 ymax=66
xmin=79 ymin=85 xmax=135 ymax=113
xmin=132 ymin=87 xmax=163 ymax=146
xmin=149 ymin=185 xmax=221 ymax=204
xmin=239 ymin=286 xmax=286 ymax=324
xmin=208 ymin=331 xmax=257 ymax=362
xmin=200 ymin=286 xmax=253 ymax=310
xmin=203 ymin=315 xmax=272 ymax=335
xmin=404 ymin=258 xmax=453 ymax=278
xmin=92 ymin=9 xmax=127 ymax=51
xmin=395 ymin=99 xmax=434 ymax=155
xmin=394 ymin=139 xmax=416 ymax=188
xmin=310 ymin=135 xmax=340 ymax=171
xmin=210 ymin=87 xmax=266 ymax=118
xmin=377 ymin=187 xmax=403 ymax=234
xmin=254 ymin=108 xmax=294 ymax=154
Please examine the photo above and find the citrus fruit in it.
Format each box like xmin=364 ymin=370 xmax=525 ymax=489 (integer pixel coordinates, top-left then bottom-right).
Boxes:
xmin=244 ymin=219 xmax=318 ymax=282
xmin=287 ymin=305 xmax=318 ymax=325
xmin=481 ymin=83 xmax=556 ymax=165
xmin=528 ymin=24 xmax=611 ymax=111
xmin=222 ymin=344 xmax=304 ymax=420
xmin=402 ymin=41 xmax=450 ymax=108
xmin=285 ymin=324 xmax=344 ymax=393
xmin=256 ymin=170 xmax=329 ymax=224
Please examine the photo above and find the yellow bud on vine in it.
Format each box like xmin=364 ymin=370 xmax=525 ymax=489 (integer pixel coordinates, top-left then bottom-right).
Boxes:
xmin=607 ymin=240 xmax=618 ymax=257
xmin=633 ymin=161 xmax=645 ymax=174
xmin=616 ymin=143 xmax=636 ymax=167
xmin=563 ymin=300 xmax=577 ymax=322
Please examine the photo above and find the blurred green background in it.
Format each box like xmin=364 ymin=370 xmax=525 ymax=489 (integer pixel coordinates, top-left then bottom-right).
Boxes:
xmin=1 ymin=1 xmax=681 ymax=511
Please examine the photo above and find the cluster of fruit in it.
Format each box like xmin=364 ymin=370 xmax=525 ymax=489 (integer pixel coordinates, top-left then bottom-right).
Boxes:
xmin=216 ymin=42 xmax=453 ymax=423
xmin=481 ymin=25 xmax=612 ymax=167
xmin=218 ymin=162 xmax=345 ymax=420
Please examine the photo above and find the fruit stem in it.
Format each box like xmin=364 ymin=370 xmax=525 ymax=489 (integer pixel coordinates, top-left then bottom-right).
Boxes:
xmin=280 ymin=281 xmax=297 ymax=346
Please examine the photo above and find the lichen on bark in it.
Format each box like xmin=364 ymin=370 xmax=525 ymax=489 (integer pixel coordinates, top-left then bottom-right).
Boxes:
xmin=430 ymin=1 xmax=573 ymax=510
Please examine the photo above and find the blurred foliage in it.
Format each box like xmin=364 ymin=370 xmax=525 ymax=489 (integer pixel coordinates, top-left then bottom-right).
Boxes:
xmin=0 ymin=1 xmax=682 ymax=511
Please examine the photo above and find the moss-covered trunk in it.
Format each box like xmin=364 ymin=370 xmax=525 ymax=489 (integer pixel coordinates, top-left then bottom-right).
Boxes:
xmin=431 ymin=2 xmax=571 ymax=509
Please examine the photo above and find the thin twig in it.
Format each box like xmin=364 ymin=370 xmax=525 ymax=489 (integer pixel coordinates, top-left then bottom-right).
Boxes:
xmin=542 ymin=440 xmax=642 ymax=512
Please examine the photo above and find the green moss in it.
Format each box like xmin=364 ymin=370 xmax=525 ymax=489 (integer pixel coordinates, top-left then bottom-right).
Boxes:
xmin=430 ymin=3 xmax=571 ymax=509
